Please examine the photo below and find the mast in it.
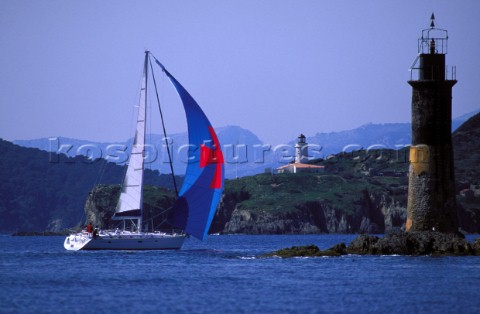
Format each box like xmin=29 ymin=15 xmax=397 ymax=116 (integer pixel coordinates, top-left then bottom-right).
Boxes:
xmin=138 ymin=51 xmax=148 ymax=231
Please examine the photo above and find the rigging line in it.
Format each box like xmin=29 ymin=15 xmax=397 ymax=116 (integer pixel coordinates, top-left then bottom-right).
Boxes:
xmin=81 ymin=157 xmax=108 ymax=225
xmin=148 ymin=55 xmax=179 ymax=197
xmin=141 ymin=206 xmax=173 ymax=222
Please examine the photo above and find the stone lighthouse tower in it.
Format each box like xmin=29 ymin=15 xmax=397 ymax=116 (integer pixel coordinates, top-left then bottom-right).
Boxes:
xmin=295 ymin=134 xmax=308 ymax=163
xmin=406 ymin=14 xmax=458 ymax=232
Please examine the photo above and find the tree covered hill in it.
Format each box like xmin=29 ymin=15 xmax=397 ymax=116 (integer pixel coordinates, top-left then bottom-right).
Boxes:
xmin=210 ymin=150 xmax=410 ymax=234
xmin=0 ymin=139 xmax=178 ymax=233
xmin=453 ymin=111 xmax=480 ymax=185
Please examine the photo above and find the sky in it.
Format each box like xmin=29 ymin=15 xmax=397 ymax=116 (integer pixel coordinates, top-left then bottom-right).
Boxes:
xmin=1 ymin=0 xmax=479 ymax=145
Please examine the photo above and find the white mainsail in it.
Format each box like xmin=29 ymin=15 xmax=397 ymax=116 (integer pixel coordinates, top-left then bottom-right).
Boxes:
xmin=113 ymin=56 xmax=148 ymax=220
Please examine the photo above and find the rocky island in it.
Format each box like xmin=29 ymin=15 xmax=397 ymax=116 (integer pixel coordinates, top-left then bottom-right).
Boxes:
xmin=263 ymin=231 xmax=480 ymax=257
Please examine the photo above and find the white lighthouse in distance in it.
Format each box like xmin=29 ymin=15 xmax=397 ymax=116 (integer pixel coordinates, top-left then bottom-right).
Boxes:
xmin=295 ymin=134 xmax=308 ymax=164
xmin=277 ymin=133 xmax=324 ymax=174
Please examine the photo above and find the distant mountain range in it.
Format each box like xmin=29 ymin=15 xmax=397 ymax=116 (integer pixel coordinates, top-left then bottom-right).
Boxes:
xmin=291 ymin=109 xmax=479 ymax=156
xmin=13 ymin=109 xmax=479 ymax=178
xmin=13 ymin=126 xmax=264 ymax=179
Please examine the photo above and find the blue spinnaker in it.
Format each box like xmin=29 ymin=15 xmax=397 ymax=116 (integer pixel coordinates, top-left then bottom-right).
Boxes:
xmin=155 ymin=59 xmax=224 ymax=240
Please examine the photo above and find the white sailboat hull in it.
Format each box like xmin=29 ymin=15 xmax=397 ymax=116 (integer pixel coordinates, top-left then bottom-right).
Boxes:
xmin=64 ymin=231 xmax=186 ymax=251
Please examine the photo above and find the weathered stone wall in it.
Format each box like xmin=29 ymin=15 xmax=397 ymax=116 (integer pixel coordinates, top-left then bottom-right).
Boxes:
xmin=406 ymin=78 xmax=458 ymax=232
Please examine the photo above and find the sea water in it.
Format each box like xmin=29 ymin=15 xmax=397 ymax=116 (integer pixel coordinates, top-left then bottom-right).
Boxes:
xmin=1 ymin=234 xmax=479 ymax=313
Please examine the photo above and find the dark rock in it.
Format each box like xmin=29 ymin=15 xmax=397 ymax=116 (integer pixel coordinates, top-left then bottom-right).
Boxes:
xmin=261 ymin=243 xmax=347 ymax=258
xmin=471 ymin=238 xmax=480 ymax=256
xmin=264 ymin=231 xmax=479 ymax=257
xmin=346 ymin=231 xmax=473 ymax=256
xmin=374 ymin=231 xmax=410 ymax=255
xmin=346 ymin=234 xmax=381 ymax=255
xmin=405 ymin=231 xmax=471 ymax=256
xmin=264 ymin=245 xmax=321 ymax=258
xmin=327 ymin=243 xmax=348 ymax=256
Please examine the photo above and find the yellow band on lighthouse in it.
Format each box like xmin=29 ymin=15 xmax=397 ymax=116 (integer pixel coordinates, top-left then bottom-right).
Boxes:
xmin=409 ymin=145 xmax=431 ymax=175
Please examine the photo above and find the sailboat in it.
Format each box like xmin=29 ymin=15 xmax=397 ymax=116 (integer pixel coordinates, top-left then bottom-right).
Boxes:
xmin=64 ymin=51 xmax=224 ymax=250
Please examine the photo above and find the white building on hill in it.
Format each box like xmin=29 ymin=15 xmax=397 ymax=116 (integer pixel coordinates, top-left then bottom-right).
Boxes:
xmin=277 ymin=134 xmax=325 ymax=174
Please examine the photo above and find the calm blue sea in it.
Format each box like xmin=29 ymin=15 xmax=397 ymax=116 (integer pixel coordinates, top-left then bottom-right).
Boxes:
xmin=1 ymin=234 xmax=480 ymax=314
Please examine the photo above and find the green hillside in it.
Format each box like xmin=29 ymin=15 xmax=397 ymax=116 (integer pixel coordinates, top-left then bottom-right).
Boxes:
xmin=226 ymin=150 xmax=408 ymax=216
xmin=0 ymin=139 xmax=179 ymax=233
xmin=209 ymin=149 xmax=409 ymax=234
xmin=453 ymin=112 xmax=480 ymax=185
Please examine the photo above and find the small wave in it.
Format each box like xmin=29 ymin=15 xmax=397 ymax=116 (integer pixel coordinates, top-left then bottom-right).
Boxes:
xmin=237 ymin=256 xmax=257 ymax=260
xmin=293 ymin=256 xmax=337 ymax=259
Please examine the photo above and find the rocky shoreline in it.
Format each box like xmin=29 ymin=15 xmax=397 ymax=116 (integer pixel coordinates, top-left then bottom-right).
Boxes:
xmin=262 ymin=231 xmax=480 ymax=257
